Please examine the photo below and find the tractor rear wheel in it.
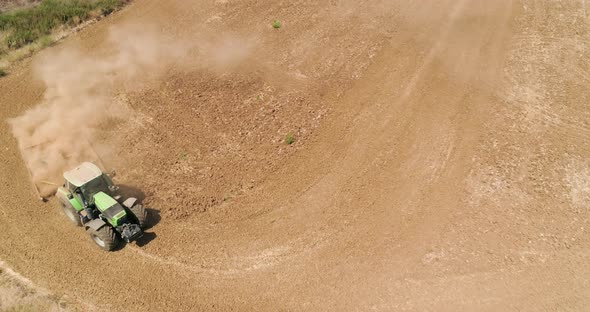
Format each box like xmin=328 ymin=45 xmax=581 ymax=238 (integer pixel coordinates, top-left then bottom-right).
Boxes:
xmin=87 ymin=226 xmax=118 ymax=251
xmin=129 ymin=204 xmax=148 ymax=229
xmin=59 ymin=199 xmax=81 ymax=227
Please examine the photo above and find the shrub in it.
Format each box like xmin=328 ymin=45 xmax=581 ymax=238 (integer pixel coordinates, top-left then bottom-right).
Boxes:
xmin=6 ymin=30 xmax=36 ymax=48
xmin=284 ymin=133 xmax=295 ymax=145
xmin=271 ymin=20 xmax=281 ymax=29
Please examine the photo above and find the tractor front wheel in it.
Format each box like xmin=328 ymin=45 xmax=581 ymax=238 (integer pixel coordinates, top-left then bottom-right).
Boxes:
xmin=59 ymin=199 xmax=81 ymax=227
xmin=87 ymin=226 xmax=118 ymax=251
xmin=129 ymin=204 xmax=148 ymax=229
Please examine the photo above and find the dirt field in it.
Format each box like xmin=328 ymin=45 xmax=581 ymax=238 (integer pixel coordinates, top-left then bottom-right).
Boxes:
xmin=1 ymin=0 xmax=590 ymax=311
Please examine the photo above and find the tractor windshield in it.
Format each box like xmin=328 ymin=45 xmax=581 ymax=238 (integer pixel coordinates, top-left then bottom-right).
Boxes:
xmin=80 ymin=175 xmax=111 ymax=202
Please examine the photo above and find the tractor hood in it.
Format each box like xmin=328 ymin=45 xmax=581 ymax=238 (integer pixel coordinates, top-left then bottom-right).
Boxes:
xmin=93 ymin=192 xmax=118 ymax=210
xmin=93 ymin=192 xmax=127 ymax=226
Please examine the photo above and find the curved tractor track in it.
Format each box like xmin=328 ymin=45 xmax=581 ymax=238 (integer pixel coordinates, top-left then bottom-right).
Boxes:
xmin=2 ymin=0 xmax=590 ymax=311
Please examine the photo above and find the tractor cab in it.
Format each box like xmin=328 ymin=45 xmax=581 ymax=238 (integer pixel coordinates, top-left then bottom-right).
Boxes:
xmin=63 ymin=162 xmax=116 ymax=206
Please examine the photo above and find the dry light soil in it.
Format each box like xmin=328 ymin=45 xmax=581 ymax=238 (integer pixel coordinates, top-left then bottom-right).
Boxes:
xmin=2 ymin=0 xmax=590 ymax=311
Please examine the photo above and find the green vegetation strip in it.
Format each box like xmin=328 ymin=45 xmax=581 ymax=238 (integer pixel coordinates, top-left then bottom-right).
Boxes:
xmin=0 ymin=0 xmax=127 ymax=51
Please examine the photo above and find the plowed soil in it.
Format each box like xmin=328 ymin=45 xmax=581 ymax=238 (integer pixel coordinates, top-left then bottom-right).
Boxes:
xmin=2 ymin=0 xmax=590 ymax=311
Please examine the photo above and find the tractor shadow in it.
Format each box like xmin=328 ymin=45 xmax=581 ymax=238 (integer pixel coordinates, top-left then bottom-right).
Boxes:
xmin=144 ymin=208 xmax=161 ymax=230
xmin=117 ymin=184 xmax=162 ymax=249
xmin=135 ymin=208 xmax=161 ymax=247
xmin=116 ymin=209 xmax=161 ymax=250
xmin=117 ymin=184 xmax=146 ymax=201
xmin=135 ymin=231 xmax=157 ymax=247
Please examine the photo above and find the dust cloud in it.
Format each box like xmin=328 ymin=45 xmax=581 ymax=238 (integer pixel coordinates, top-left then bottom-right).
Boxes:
xmin=197 ymin=34 xmax=253 ymax=72
xmin=8 ymin=24 xmax=189 ymax=197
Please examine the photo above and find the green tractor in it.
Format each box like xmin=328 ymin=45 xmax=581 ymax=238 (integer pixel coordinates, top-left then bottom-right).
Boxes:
xmin=56 ymin=162 xmax=148 ymax=251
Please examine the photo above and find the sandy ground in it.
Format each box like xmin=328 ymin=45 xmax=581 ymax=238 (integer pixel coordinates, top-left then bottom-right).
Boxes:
xmin=0 ymin=260 xmax=65 ymax=311
xmin=1 ymin=0 xmax=590 ymax=311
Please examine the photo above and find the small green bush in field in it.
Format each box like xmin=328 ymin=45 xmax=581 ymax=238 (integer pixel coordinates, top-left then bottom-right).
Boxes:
xmin=284 ymin=133 xmax=295 ymax=145
xmin=271 ymin=20 xmax=281 ymax=29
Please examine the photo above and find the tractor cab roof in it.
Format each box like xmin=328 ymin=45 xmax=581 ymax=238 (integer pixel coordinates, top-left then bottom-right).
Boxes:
xmin=63 ymin=162 xmax=103 ymax=187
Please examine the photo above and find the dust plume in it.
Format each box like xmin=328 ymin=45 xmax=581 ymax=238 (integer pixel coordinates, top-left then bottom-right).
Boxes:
xmin=196 ymin=34 xmax=254 ymax=72
xmin=8 ymin=24 xmax=187 ymax=197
